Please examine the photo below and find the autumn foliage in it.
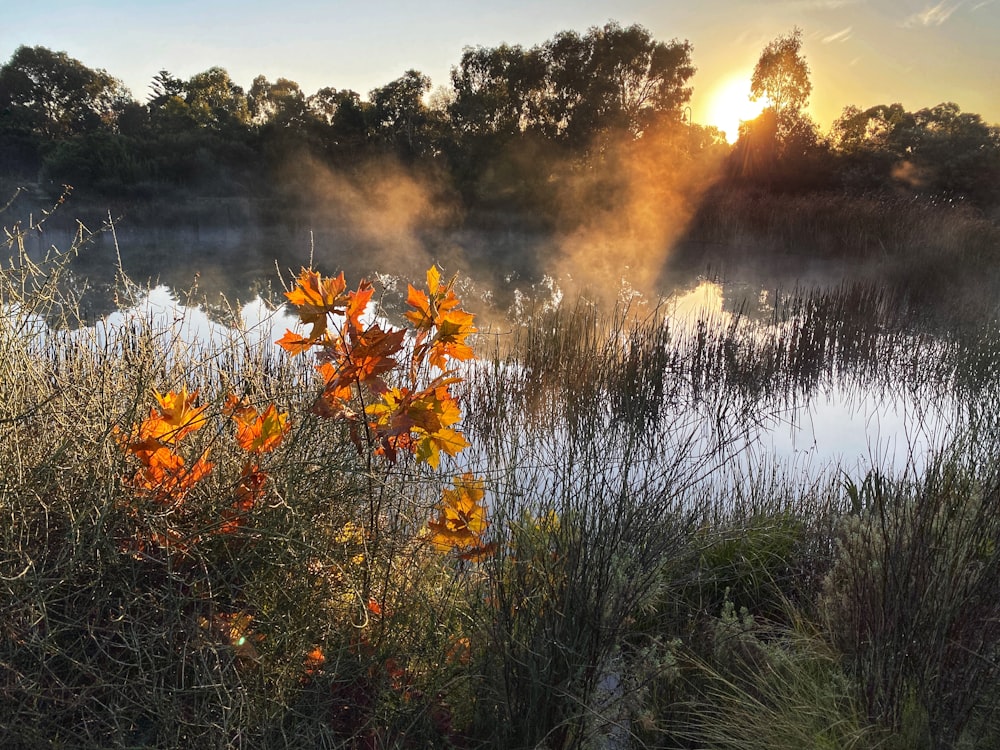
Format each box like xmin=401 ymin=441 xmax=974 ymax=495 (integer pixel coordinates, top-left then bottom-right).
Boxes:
xmin=115 ymin=385 xmax=213 ymax=506
xmin=276 ymin=265 xmax=490 ymax=553
xmin=116 ymin=265 xmax=490 ymax=562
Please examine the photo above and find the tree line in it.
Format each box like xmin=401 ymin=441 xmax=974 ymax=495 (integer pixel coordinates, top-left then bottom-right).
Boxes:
xmin=1 ymin=23 xmax=998 ymax=216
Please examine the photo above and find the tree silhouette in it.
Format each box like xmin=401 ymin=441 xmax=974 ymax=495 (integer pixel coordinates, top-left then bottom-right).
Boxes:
xmin=750 ymin=28 xmax=811 ymax=121
xmin=369 ymin=70 xmax=432 ymax=159
xmin=0 ymin=45 xmax=132 ymax=138
xmin=730 ymin=28 xmax=827 ymax=189
xmin=544 ymin=22 xmax=694 ymax=148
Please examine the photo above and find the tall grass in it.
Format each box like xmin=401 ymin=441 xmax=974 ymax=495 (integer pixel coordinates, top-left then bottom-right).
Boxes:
xmin=4 ymin=196 xmax=1000 ymax=748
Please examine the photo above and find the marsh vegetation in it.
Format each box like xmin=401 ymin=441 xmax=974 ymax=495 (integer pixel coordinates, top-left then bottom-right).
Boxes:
xmin=3 ymin=18 xmax=1000 ymax=750
xmin=3 ymin=188 xmax=1000 ymax=750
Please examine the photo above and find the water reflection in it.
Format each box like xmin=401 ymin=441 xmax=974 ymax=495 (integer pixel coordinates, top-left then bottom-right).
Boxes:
xmin=50 ymin=231 xmax=976 ymax=489
xmin=93 ymin=285 xmax=297 ymax=350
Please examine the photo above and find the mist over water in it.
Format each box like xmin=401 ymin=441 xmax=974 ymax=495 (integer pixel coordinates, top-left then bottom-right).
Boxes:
xmin=24 ymin=131 xmax=991 ymax=498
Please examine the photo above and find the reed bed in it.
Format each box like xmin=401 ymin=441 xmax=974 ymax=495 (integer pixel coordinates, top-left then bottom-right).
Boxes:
xmin=3 ymin=205 xmax=1000 ymax=748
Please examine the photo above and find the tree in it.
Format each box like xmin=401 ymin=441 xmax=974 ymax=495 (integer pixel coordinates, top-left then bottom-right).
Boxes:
xmin=0 ymin=45 xmax=133 ymax=138
xmin=907 ymin=103 xmax=999 ymax=201
xmin=310 ymin=88 xmax=369 ymax=149
xmin=832 ymin=103 xmax=911 ymax=155
xmin=184 ymin=67 xmax=250 ymax=130
xmin=248 ymin=76 xmax=308 ymax=127
xmin=449 ymin=44 xmax=548 ymax=138
xmin=730 ymin=28 xmax=828 ymax=188
xmin=369 ymin=70 xmax=432 ymax=158
xmin=148 ymin=70 xmax=185 ymax=108
xmin=543 ymin=22 xmax=695 ymax=147
xmin=830 ymin=103 xmax=914 ymax=189
xmin=750 ymin=28 xmax=811 ymax=121
xmin=830 ymin=101 xmax=1000 ymax=203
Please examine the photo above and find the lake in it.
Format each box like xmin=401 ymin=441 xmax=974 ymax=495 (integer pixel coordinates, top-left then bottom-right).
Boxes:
xmin=48 ymin=225 xmax=979 ymax=501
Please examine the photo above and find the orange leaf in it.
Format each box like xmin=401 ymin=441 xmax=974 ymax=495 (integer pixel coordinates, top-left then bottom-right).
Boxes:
xmin=219 ymin=462 xmax=268 ymax=533
xmin=275 ymin=329 xmax=316 ymax=356
xmin=404 ymin=284 xmax=435 ymax=332
xmin=279 ymin=268 xmax=350 ymax=353
xmin=285 ymin=268 xmax=348 ymax=320
xmin=415 ymin=428 xmax=468 ymax=469
xmin=152 ymin=386 xmax=209 ymax=442
xmin=129 ymin=448 xmax=213 ymax=505
xmin=446 ymin=636 xmax=471 ymax=665
xmin=231 ymin=402 xmax=290 ymax=453
xmin=338 ymin=324 xmax=406 ymax=385
xmin=428 ymin=474 xmax=490 ymax=554
xmin=303 ymin=645 xmax=326 ymax=676
xmin=345 ymin=280 xmax=375 ymax=333
xmin=428 ymin=308 xmax=477 ymax=369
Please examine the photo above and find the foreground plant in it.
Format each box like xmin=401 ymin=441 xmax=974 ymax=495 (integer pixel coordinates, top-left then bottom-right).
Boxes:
xmin=276 ymin=264 xmax=489 ymax=552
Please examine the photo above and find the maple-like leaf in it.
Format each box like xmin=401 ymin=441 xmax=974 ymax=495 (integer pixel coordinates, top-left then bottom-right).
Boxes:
xmin=130 ymin=447 xmax=213 ymax=505
xmin=428 ymin=474 xmax=492 ymax=556
xmin=230 ymin=401 xmax=290 ymax=454
xmin=303 ymin=645 xmax=326 ymax=677
xmin=147 ymin=528 xmax=195 ymax=557
xmin=415 ymin=427 xmax=469 ymax=469
xmin=428 ymin=308 xmax=477 ymax=369
xmin=234 ymin=462 xmax=267 ymax=509
xmin=404 ymin=266 xmax=477 ymax=369
xmin=285 ymin=268 xmax=348 ymax=326
xmin=275 ymin=329 xmax=317 ymax=356
xmin=311 ymin=375 xmax=356 ymax=420
xmin=364 ymin=376 xmax=468 ymax=467
xmin=345 ymin=280 xmax=374 ymax=333
xmin=219 ymin=462 xmax=268 ymax=533
xmin=123 ymin=386 xmax=207 ymax=448
xmin=153 ymin=386 xmax=208 ymax=440
xmin=404 ymin=283 xmax=435 ymax=332
xmin=336 ymin=323 xmax=406 ymax=386
xmin=277 ymin=268 xmax=350 ymax=355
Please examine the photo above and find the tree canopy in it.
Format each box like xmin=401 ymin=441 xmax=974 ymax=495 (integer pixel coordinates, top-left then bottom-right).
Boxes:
xmin=0 ymin=45 xmax=132 ymax=138
xmin=1 ymin=30 xmax=997 ymax=209
xmin=750 ymin=28 xmax=811 ymax=120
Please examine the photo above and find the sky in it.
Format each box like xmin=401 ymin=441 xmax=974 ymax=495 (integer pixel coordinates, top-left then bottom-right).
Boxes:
xmin=4 ymin=0 xmax=999 ymax=140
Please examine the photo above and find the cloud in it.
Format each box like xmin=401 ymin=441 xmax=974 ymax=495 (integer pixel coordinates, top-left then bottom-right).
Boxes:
xmin=770 ymin=0 xmax=865 ymax=9
xmin=783 ymin=0 xmax=866 ymax=8
xmin=903 ymin=1 xmax=964 ymax=27
xmin=822 ymin=26 xmax=854 ymax=43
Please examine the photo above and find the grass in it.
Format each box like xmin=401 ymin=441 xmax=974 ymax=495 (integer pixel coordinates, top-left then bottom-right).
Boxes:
xmin=3 ymin=196 xmax=1000 ymax=748
xmin=674 ymin=187 xmax=1000 ymax=326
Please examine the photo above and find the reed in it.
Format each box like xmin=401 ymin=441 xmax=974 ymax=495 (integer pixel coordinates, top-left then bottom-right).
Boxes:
xmin=3 ymin=196 xmax=1000 ymax=748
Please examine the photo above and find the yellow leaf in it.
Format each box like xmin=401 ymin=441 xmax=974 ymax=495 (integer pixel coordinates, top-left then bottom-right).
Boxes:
xmin=428 ymin=474 xmax=490 ymax=553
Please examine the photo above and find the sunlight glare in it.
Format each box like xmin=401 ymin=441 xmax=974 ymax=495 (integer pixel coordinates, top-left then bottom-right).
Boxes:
xmin=705 ymin=75 xmax=766 ymax=144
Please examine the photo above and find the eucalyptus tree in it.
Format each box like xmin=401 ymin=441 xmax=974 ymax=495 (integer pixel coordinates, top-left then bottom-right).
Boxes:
xmin=831 ymin=101 xmax=1000 ymax=202
xmin=750 ymin=28 xmax=811 ymax=122
xmin=731 ymin=28 xmax=827 ymax=187
xmin=449 ymin=43 xmax=548 ymax=138
xmin=184 ymin=67 xmax=250 ymax=131
xmin=0 ymin=45 xmax=132 ymax=138
xmin=368 ymin=70 xmax=432 ymax=158
xmin=543 ymin=21 xmax=695 ymax=148
xmin=907 ymin=103 xmax=999 ymax=201
xmin=248 ymin=76 xmax=308 ymax=128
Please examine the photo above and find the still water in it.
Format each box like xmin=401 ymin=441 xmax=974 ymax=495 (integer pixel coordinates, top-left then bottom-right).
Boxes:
xmin=20 ymin=221 xmax=981 ymax=495
xmin=74 ymin=268 xmax=964 ymax=494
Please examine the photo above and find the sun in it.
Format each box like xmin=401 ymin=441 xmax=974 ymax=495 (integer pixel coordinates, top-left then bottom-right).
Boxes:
xmin=705 ymin=75 xmax=766 ymax=144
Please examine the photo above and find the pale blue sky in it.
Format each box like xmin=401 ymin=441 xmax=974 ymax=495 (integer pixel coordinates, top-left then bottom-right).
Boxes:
xmin=4 ymin=0 xmax=998 ymax=132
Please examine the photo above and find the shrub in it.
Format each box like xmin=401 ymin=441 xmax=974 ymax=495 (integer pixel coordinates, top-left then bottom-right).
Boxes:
xmin=821 ymin=461 xmax=1000 ymax=748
